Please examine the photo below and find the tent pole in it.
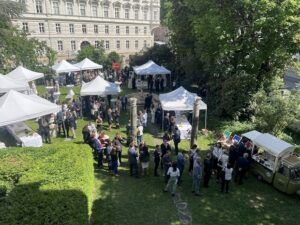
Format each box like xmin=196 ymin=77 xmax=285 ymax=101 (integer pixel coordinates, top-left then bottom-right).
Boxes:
xmin=205 ymin=109 xmax=207 ymax=130
xmin=162 ymin=109 xmax=164 ymax=131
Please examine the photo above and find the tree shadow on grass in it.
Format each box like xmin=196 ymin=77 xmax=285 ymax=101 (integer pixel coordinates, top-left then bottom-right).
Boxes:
xmin=0 ymin=182 xmax=89 ymax=225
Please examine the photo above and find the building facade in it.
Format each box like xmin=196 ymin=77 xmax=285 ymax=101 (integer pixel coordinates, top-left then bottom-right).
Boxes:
xmin=13 ymin=0 xmax=160 ymax=62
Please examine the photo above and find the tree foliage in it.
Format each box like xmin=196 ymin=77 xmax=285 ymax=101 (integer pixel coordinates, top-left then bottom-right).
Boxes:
xmin=168 ymin=0 xmax=300 ymax=118
xmin=250 ymin=79 xmax=300 ymax=135
xmin=77 ymin=45 xmax=122 ymax=69
xmin=0 ymin=0 xmax=55 ymax=73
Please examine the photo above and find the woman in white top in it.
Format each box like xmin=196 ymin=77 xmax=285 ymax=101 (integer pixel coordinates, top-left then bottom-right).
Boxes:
xmin=221 ymin=164 xmax=233 ymax=193
xmin=163 ymin=162 xmax=180 ymax=196
xmin=150 ymin=105 xmax=155 ymax=124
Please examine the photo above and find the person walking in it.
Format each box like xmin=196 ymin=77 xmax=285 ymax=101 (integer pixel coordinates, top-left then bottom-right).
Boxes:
xmin=163 ymin=162 xmax=180 ymax=197
xmin=139 ymin=143 xmax=150 ymax=176
xmin=235 ymin=153 xmax=249 ymax=185
xmin=107 ymin=108 xmax=113 ymax=131
xmin=128 ymin=143 xmax=139 ymax=178
xmin=136 ymin=125 xmax=143 ymax=145
xmin=173 ymin=126 xmax=181 ymax=155
xmin=111 ymin=147 xmax=119 ymax=176
xmin=203 ymin=153 xmax=213 ymax=187
xmin=153 ymin=145 xmax=161 ymax=176
xmin=160 ymin=140 xmax=171 ymax=169
xmin=192 ymin=156 xmax=202 ymax=196
xmin=162 ymin=151 xmax=172 ymax=183
xmin=177 ymin=152 xmax=185 ymax=185
xmin=188 ymin=144 xmax=198 ymax=174
xmin=221 ymin=164 xmax=233 ymax=193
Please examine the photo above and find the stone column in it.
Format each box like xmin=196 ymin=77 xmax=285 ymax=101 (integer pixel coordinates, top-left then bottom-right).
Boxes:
xmin=190 ymin=97 xmax=202 ymax=148
xmin=129 ymin=98 xmax=137 ymax=141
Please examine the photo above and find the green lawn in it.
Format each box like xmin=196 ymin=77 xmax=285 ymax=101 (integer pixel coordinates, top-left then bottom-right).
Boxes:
xmin=5 ymin=85 xmax=300 ymax=225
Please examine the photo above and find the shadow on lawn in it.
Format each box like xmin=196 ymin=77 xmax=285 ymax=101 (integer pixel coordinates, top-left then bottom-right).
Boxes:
xmin=0 ymin=182 xmax=89 ymax=225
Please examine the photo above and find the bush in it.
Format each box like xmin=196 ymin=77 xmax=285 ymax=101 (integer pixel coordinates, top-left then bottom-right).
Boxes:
xmin=0 ymin=143 xmax=94 ymax=225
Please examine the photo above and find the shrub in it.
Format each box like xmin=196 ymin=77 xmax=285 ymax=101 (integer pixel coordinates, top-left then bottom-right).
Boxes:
xmin=0 ymin=143 xmax=94 ymax=225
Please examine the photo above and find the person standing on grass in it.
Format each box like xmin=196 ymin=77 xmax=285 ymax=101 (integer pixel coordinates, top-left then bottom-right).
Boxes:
xmin=107 ymin=108 xmax=113 ymax=131
xmin=106 ymin=141 xmax=112 ymax=171
xmin=142 ymin=110 xmax=148 ymax=127
xmin=160 ymin=140 xmax=172 ymax=169
xmin=115 ymin=107 xmax=120 ymax=129
xmin=235 ymin=153 xmax=249 ymax=185
xmin=203 ymin=153 xmax=213 ymax=187
xmin=95 ymin=115 xmax=103 ymax=133
xmin=177 ymin=152 xmax=185 ymax=185
xmin=128 ymin=143 xmax=139 ymax=178
xmin=139 ymin=143 xmax=150 ymax=176
xmin=188 ymin=144 xmax=198 ymax=174
xmin=163 ymin=161 xmax=180 ymax=197
xmin=153 ymin=145 xmax=161 ymax=176
xmin=221 ymin=164 xmax=233 ymax=193
xmin=113 ymin=132 xmax=124 ymax=164
xmin=110 ymin=147 xmax=119 ymax=176
xmin=136 ymin=124 xmax=143 ymax=145
xmin=192 ymin=156 xmax=202 ymax=196
xmin=162 ymin=151 xmax=172 ymax=183
xmin=173 ymin=126 xmax=181 ymax=155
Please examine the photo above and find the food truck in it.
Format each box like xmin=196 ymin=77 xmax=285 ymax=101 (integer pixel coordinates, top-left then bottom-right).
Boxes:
xmin=241 ymin=131 xmax=300 ymax=195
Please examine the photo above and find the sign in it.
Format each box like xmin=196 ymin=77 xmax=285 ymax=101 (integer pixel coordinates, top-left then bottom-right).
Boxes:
xmin=112 ymin=63 xmax=121 ymax=71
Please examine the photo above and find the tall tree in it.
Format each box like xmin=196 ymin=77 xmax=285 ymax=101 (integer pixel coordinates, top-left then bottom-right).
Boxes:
xmin=169 ymin=0 xmax=300 ymax=117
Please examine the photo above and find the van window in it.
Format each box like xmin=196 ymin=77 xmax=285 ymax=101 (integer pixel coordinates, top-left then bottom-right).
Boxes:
xmin=278 ymin=165 xmax=289 ymax=177
xmin=290 ymin=167 xmax=300 ymax=181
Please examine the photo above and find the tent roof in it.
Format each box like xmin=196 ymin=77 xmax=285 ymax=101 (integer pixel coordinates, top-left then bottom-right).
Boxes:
xmin=133 ymin=60 xmax=171 ymax=75
xmin=74 ymin=58 xmax=103 ymax=70
xmin=52 ymin=60 xmax=80 ymax=73
xmin=252 ymin=133 xmax=295 ymax=157
xmin=0 ymin=90 xmax=60 ymax=127
xmin=80 ymin=76 xmax=121 ymax=96
xmin=0 ymin=75 xmax=30 ymax=93
xmin=159 ymin=86 xmax=207 ymax=111
xmin=242 ymin=130 xmax=263 ymax=141
xmin=6 ymin=66 xmax=44 ymax=82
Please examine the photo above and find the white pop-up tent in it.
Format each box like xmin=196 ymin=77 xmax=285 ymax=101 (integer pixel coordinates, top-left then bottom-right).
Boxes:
xmin=0 ymin=75 xmax=30 ymax=94
xmin=0 ymin=90 xmax=60 ymax=127
xmin=80 ymin=76 xmax=121 ymax=96
xmin=52 ymin=60 xmax=80 ymax=74
xmin=133 ymin=60 xmax=171 ymax=75
xmin=74 ymin=58 xmax=103 ymax=70
xmin=159 ymin=86 xmax=208 ymax=129
xmin=6 ymin=66 xmax=44 ymax=82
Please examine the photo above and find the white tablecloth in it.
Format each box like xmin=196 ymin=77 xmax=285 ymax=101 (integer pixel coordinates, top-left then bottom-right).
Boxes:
xmin=0 ymin=142 xmax=6 ymax=149
xmin=20 ymin=134 xmax=43 ymax=147
xmin=176 ymin=115 xmax=192 ymax=140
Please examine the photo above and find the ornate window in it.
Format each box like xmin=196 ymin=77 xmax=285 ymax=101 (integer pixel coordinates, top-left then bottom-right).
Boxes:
xmin=55 ymin=23 xmax=61 ymax=33
xmin=82 ymin=24 xmax=87 ymax=34
xmin=94 ymin=25 xmax=98 ymax=33
xmin=124 ymin=8 xmax=129 ymax=19
xmin=105 ymin=40 xmax=110 ymax=50
xmin=105 ymin=25 xmax=109 ymax=34
xmin=36 ymin=0 xmax=43 ymax=14
xmin=153 ymin=11 xmax=158 ymax=20
xmin=126 ymin=26 xmax=129 ymax=35
xmin=95 ymin=41 xmax=101 ymax=48
xmin=116 ymin=26 xmax=120 ymax=34
xmin=116 ymin=40 xmax=120 ymax=49
xmin=144 ymin=26 xmax=147 ymax=35
xmin=71 ymin=41 xmax=76 ymax=51
xmin=57 ymin=41 xmax=63 ymax=51
xmin=135 ymin=26 xmax=138 ymax=34
xmin=69 ymin=24 xmax=74 ymax=34
xmin=52 ymin=1 xmax=59 ymax=15
xmin=135 ymin=40 xmax=138 ymax=49
xmin=92 ymin=4 xmax=98 ymax=17
xmin=66 ymin=2 xmax=73 ymax=15
xmin=115 ymin=7 xmax=120 ymax=18
xmin=103 ymin=6 xmax=109 ymax=18
xmin=39 ymin=22 xmax=45 ymax=33
xmin=22 ymin=22 xmax=28 ymax=32
xmin=126 ymin=40 xmax=130 ymax=49
xmin=80 ymin=3 xmax=86 ymax=16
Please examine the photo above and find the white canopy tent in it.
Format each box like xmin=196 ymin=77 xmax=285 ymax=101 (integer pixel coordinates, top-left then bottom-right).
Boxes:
xmin=74 ymin=58 xmax=103 ymax=70
xmin=80 ymin=76 xmax=121 ymax=96
xmin=252 ymin=133 xmax=295 ymax=158
xmin=159 ymin=86 xmax=208 ymax=129
xmin=0 ymin=75 xmax=30 ymax=94
xmin=51 ymin=60 xmax=80 ymax=74
xmin=6 ymin=66 xmax=44 ymax=82
xmin=133 ymin=60 xmax=171 ymax=75
xmin=0 ymin=90 xmax=60 ymax=127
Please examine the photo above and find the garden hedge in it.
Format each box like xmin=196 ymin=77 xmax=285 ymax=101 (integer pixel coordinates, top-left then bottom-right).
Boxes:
xmin=0 ymin=143 xmax=94 ymax=225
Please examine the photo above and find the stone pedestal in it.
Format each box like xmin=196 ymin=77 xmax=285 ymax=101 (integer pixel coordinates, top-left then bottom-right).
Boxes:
xmin=129 ymin=98 xmax=137 ymax=141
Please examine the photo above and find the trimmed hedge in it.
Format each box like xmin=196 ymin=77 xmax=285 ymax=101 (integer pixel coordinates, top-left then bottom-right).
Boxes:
xmin=0 ymin=143 xmax=94 ymax=225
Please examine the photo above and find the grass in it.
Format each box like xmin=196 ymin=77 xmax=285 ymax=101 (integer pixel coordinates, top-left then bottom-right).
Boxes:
xmin=2 ymin=85 xmax=300 ymax=225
